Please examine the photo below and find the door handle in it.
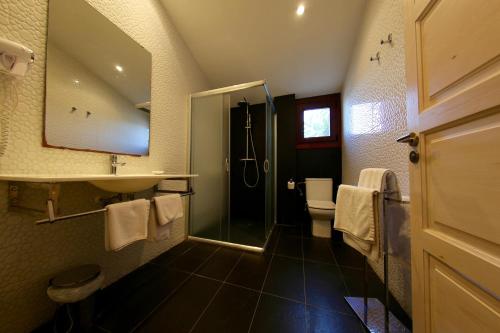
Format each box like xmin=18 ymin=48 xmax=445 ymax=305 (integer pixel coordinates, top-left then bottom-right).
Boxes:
xmin=263 ymin=159 xmax=269 ymax=173
xmin=397 ymin=133 xmax=420 ymax=163
xmin=396 ymin=132 xmax=419 ymax=147
xmin=225 ymin=157 xmax=229 ymax=172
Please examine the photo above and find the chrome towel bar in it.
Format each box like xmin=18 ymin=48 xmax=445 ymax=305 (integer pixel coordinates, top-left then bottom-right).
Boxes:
xmin=36 ymin=192 xmax=194 ymax=225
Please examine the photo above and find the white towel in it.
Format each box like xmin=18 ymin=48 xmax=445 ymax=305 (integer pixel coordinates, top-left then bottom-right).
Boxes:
xmin=334 ymin=185 xmax=377 ymax=241
xmin=147 ymin=205 xmax=171 ymax=241
xmin=153 ymin=194 xmax=184 ymax=225
xmin=105 ymin=199 xmax=150 ymax=251
xmin=341 ymin=168 xmax=401 ymax=261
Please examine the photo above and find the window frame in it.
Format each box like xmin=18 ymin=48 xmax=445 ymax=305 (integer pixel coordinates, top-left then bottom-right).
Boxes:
xmin=296 ymin=93 xmax=341 ymax=149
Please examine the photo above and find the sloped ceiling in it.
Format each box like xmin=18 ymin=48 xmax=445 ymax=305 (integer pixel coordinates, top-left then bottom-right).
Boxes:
xmin=160 ymin=0 xmax=366 ymax=98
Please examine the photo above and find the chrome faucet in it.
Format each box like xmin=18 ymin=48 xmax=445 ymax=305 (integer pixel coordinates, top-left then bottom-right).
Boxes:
xmin=110 ymin=154 xmax=126 ymax=175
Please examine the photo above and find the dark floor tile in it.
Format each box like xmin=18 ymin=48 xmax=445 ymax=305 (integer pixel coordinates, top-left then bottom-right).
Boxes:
xmin=275 ymin=234 xmax=302 ymax=258
xmin=169 ymin=242 xmax=219 ymax=272
xmin=330 ymin=242 xmax=364 ymax=269
xmin=96 ymin=263 xmax=166 ymax=316
xmin=196 ymin=247 xmax=242 ymax=280
xmin=302 ymin=222 xmax=313 ymax=238
xmin=97 ymin=267 xmax=189 ymax=332
xmin=340 ymin=266 xmax=412 ymax=329
xmin=264 ymin=255 xmax=304 ymax=302
xmin=264 ymin=225 xmax=280 ymax=253
xmin=306 ymin=306 xmax=365 ymax=333
xmin=150 ymin=240 xmax=197 ymax=266
xmin=192 ymin=284 xmax=259 ymax=333
xmin=305 ymin=261 xmax=351 ymax=315
xmin=278 ymin=225 xmax=303 ymax=237
xmin=250 ymin=294 xmax=306 ymax=333
xmin=303 ymin=238 xmax=336 ymax=264
xmin=226 ymin=252 xmax=272 ymax=290
xmin=339 ymin=265 xmax=384 ymax=300
xmin=136 ymin=276 xmax=221 ymax=333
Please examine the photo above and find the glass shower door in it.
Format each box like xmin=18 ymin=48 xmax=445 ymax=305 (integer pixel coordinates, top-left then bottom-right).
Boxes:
xmin=264 ymin=95 xmax=275 ymax=238
xmin=190 ymin=94 xmax=230 ymax=241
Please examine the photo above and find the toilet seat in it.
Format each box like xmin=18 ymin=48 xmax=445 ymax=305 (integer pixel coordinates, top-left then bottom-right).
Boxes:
xmin=307 ymin=200 xmax=335 ymax=210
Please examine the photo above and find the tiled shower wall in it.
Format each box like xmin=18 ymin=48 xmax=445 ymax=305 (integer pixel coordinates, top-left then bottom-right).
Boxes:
xmin=341 ymin=0 xmax=412 ymax=315
xmin=0 ymin=0 xmax=209 ymax=331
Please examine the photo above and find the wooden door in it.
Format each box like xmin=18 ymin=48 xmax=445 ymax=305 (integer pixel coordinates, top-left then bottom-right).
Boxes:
xmin=405 ymin=0 xmax=500 ymax=332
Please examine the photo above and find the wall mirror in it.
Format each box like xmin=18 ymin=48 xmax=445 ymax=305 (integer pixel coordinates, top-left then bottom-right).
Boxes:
xmin=44 ymin=0 xmax=152 ymax=156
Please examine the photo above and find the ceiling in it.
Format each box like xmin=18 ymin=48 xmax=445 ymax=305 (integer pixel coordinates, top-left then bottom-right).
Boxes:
xmin=160 ymin=0 xmax=366 ymax=99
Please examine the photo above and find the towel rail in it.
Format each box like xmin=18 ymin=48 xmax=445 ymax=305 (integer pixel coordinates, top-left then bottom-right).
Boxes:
xmin=343 ymin=188 xmax=410 ymax=332
xmin=36 ymin=191 xmax=195 ymax=225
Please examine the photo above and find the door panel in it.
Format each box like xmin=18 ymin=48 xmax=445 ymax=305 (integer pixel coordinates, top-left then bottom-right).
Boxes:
xmin=425 ymin=112 xmax=500 ymax=245
xmin=428 ymin=256 xmax=500 ymax=333
xmin=406 ymin=0 xmax=500 ymax=331
xmin=420 ymin=0 xmax=500 ymax=100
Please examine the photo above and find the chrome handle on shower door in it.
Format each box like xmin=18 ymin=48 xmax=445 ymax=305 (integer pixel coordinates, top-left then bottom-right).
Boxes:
xmin=263 ymin=159 xmax=269 ymax=174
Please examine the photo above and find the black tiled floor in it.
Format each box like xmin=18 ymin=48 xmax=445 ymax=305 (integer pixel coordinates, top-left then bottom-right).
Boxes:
xmin=330 ymin=241 xmax=364 ymax=269
xmin=150 ymin=240 xmax=197 ymax=266
xmin=226 ymin=252 xmax=272 ymax=290
xmin=191 ymin=284 xmax=259 ymax=333
xmin=305 ymin=261 xmax=352 ymax=315
xmin=196 ymin=247 xmax=242 ymax=280
xmin=263 ymin=255 xmax=304 ymax=302
xmin=39 ymin=225 xmax=412 ymax=333
xmin=136 ymin=275 xmax=221 ymax=333
xmin=274 ymin=233 xmax=303 ymax=258
xmin=97 ymin=267 xmax=189 ymax=332
xmin=307 ymin=306 xmax=365 ymax=333
xmin=303 ymin=237 xmax=336 ymax=264
xmin=250 ymin=294 xmax=306 ymax=333
xmin=168 ymin=242 xmax=218 ymax=272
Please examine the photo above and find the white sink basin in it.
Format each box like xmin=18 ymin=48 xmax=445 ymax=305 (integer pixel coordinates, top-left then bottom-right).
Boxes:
xmin=88 ymin=177 xmax=163 ymax=193
xmin=0 ymin=173 xmax=197 ymax=193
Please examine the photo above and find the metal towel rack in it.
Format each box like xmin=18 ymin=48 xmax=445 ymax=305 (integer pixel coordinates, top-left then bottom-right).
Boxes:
xmin=36 ymin=191 xmax=194 ymax=225
xmin=343 ymin=189 xmax=410 ymax=333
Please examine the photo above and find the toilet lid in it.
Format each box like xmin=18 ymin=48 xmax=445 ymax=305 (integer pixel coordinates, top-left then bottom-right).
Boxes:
xmin=50 ymin=264 xmax=101 ymax=288
xmin=307 ymin=200 xmax=335 ymax=210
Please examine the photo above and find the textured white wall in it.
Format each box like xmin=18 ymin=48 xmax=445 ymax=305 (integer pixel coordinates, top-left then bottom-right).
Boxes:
xmin=341 ymin=0 xmax=412 ymax=315
xmin=0 ymin=0 xmax=209 ymax=331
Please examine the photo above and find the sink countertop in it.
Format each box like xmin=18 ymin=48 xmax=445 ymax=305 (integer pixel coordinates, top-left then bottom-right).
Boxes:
xmin=0 ymin=174 xmax=198 ymax=183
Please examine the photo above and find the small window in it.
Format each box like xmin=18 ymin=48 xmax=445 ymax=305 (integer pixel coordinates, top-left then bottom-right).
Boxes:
xmin=296 ymin=94 xmax=340 ymax=149
xmin=303 ymin=108 xmax=331 ymax=138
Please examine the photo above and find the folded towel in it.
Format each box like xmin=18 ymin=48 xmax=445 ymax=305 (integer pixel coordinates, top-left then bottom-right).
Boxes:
xmin=359 ymin=168 xmax=401 ymax=201
xmin=334 ymin=185 xmax=377 ymax=242
xmin=153 ymin=194 xmax=183 ymax=226
xmin=148 ymin=205 xmax=171 ymax=241
xmin=105 ymin=199 xmax=150 ymax=251
xmin=337 ymin=168 xmax=401 ymax=262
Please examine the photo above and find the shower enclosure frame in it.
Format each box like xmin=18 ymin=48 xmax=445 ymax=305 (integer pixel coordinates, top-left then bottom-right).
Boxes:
xmin=187 ymin=80 xmax=276 ymax=252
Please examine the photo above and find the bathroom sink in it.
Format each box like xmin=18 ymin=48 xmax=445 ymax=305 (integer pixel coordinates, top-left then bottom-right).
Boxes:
xmin=88 ymin=177 xmax=164 ymax=193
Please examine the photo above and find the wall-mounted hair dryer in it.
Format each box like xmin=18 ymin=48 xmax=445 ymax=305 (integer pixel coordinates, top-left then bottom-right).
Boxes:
xmin=0 ymin=37 xmax=34 ymax=77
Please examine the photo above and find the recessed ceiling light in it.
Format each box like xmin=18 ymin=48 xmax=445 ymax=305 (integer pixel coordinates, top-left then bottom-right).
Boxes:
xmin=296 ymin=4 xmax=305 ymax=16
xmin=115 ymin=65 xmax=123 ymax=72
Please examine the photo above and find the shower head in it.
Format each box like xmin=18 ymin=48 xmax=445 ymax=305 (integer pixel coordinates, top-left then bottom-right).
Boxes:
xmin=238 ymin=97 xmax=249 ymax=108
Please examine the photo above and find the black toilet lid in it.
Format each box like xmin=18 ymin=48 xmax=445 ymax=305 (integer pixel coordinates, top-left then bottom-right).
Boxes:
xmin=50 ymin=264 xmax=101 ymax=288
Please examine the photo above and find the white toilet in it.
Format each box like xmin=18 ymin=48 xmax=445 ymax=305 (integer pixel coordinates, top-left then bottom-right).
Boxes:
xmin=305 ymin=178 xmax=336 ymax=238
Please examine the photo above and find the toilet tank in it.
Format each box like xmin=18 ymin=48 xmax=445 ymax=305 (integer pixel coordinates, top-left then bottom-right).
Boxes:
xmin=305 ymin=178 xmax=333 ymax=201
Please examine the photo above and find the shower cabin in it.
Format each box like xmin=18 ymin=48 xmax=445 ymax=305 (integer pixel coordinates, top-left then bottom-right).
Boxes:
xmin=189 ymin=80 xmax=276 ymax=251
